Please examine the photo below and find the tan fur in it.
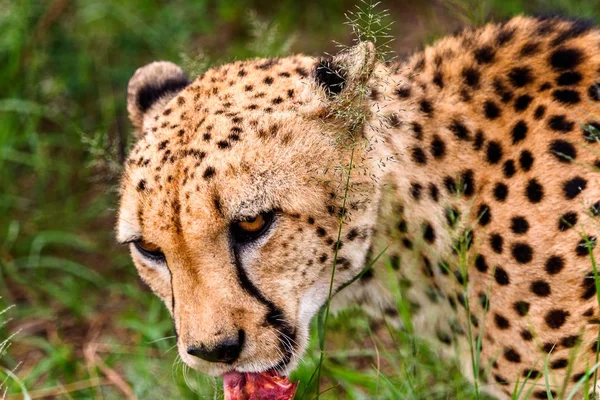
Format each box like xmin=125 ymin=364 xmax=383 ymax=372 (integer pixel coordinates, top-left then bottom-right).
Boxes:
xmin=118 ymin=16 xmax=600 ymax=398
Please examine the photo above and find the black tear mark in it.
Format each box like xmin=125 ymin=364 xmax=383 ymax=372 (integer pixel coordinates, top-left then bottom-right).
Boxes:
xmin=230 ymin=242 xmax=296 ymax=370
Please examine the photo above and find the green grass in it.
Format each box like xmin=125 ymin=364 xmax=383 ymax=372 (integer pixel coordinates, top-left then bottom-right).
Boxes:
xmin=2 ymin=0 xmax=600 ymax=398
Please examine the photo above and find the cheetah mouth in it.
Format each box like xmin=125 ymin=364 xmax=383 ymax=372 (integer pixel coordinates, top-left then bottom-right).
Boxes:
xmin=223 ymin=369 xmax=298 ymax=400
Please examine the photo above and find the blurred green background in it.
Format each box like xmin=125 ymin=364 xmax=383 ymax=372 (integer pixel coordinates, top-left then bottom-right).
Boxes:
xmin=1 ymin=0 xmax=600 ymax=398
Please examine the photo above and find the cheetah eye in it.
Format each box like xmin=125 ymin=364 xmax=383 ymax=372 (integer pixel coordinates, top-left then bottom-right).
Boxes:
xmin=133 ymin=240 xmax=166 ymax=263
xmin=231 ymin=211 xmax=275 ymax=244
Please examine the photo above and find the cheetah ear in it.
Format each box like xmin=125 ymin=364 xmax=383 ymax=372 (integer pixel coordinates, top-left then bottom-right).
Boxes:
xmin=127 ymin=61 xmax=190 ymax=136
xmin=314 ymin=41 xmax=376 ymax=99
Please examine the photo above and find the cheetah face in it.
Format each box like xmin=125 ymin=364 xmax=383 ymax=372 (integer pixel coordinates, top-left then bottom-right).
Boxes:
xmin=117 ymin=44 xmax=384 ymax=376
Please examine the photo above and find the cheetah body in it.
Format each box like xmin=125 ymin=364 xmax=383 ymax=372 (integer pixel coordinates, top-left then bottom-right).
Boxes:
xmin=118 ymin=16 xmax=600 ymax=399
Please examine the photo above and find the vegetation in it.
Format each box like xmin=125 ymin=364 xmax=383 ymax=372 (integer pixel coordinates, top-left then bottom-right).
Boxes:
xmin=1 ymin=0 xmax=600 ymax=398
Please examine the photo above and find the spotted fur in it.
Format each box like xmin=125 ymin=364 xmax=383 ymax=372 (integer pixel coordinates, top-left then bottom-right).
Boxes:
xmin=118 ymin=16 xmax=600 ymax=399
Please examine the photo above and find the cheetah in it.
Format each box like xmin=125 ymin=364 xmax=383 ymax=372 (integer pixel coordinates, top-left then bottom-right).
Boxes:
xmin=117 ymin=16 xmax=600 ymax=399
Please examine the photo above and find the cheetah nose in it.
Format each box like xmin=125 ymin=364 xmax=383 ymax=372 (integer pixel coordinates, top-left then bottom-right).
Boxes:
xmin=186 ymin=329 xmax=245 ymax=364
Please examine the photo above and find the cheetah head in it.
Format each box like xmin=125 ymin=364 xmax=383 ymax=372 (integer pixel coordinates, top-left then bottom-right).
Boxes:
xmin=117 ymin=43 xmax=389 ymax=379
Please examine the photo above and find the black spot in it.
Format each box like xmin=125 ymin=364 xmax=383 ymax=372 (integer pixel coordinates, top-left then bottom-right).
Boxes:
xmin=474 ymin=45 xmax=495 ymax=64
xmin=346 ymin=228 xmax=359 ymax=241
xmin=136 ymin=179 xmax=147 ymax=192
xmin=477 ymin=204 xmax=491 ymax=226
xmin=436 ymin=330 xmax=452 ymax=345
xmin=433 ymin=71 xmax=444 ymax=88
xmin=473 ymin=130 xmax=485 ymax=150
xmin=576 ymin=237 xmax=596 ymax=257
xmin=511 ymin=120 xmax=528 ymax=144
xmin=137 ymin=77 xmax=190 ymax=113
xmin=514 ymin=95 xmax=533 ymax=112
xmin=508 ymin=66 xmax=534 ymax=87
xmin=493 ymin=78 xmax=514 ymax=103
xmin=402 ymin=238 xmax=413 ymax=249
xmin=581 ymin=271 xmax=596 ymax=300
xmin=551 ymin=21 xmax=593 ymax=46
xmin=389 ymin=255 xmax=400 ymax=270
xmin=396 ymin=86 xmax=411 ymax=98
xmin=591 ymin=201 xmax=600 ymax=217
xmin=520 ymin=329 xmax=533 ymax=340
xmin=548 ymin=115 xmax=575 ymax=132
xmin=557 ymin=71 xmax=582 ymax=86
xmin=550 ymin=139 xmax=576 ymax=163
xmin=475 ymin=254 xmax=488 ymax=272
xmin=445 ymin=207 xmax=460 ymax=228
xmin=503 ymin=160 xmax=516 ymax=178
xmin=526 ymin=179 xmax=544 ymax=203
xmin=511 ymin=216 xmax=529 ymax=234
xmin=583 ymin=122 xmax=600 ymax=142
xmin=552 ymin=89 xmax=581 ymax=104
xmin=486 ymin=141 xmax=503 ymax=164
xmin=561 ymin=335 xmax=581 ymax=348
xmin=490 ymin=233 xmax=504 ymax=254
xmin=438 ymin=260 xmax=450 ymax=275
xmin=495 ymin=313 xmax=510 ymax=329
xmin=411 ymin=182 xmax=423 ymax=200
xmin=316 ymin=227 xmax=326 ymax=237
xmin=496 ymin=27 xmax=515 ymax=45
xmin=520 ymin=41 xmax=541 ymax=56
xmin=546 ymin=255 xmax=565 ymax=275
xmin=545 ymin=309 xmax=570 ymax=329
xmin=563 ymin=176 xmax=587 ymax=199
xmin=558 ymin=212 xmax=578 ymax=231
xmin=411 ymin=147 xmax=427 ymax=165
xmin=534 ymin=105 xmax=546 ymax=120
xmin=444 ymin=176 xmax=458 ymax=195
xmin=454 ymin=270 xmax=466 ymax=285
xmin=550 ymin=358 xmax=568 ymax=369
xmin=542 ymin=342 xmax=555 ymax=353
xmin=572 ymin=372 xmax=586 ymax=383
xmin=429 ymin=183 xmax=439 ymax=202
xmin=203 ymin=167 xmax=216 ymax=180
xmin=495 ymin=267 xmax=510 ymax=285
xmin=460 ymin=170 xmax=475 ymax=196
xmin=549 ymin=47 xmax=583 ymax=71
xmin=398 ymin=220 xmax=407 ymax=233
xmin=425 ymin=136 xmax=445 ymax=161
xmin=588 ymin=83 xmax=600 ymax=101
xmin=494 ymin=374 xmax=510 ymax=386
xmin=534 ymin=390 xmax=556 ymax=399
xmin=295 ymin=67 xmax=309 ymax=78
xmin=483 ymin=100 xmax=501 ymax=120
xmin=412 ymin=122 xmax=423 ymax=140
xmin=478 ymin=291 xmax=489 ymax=309
xmin=462 ymin=67 xmax=480 ymax=87
xmin=539 ymin=82 xmax=552 ymax=91
xmin=449 ymin=120 xmax=470 ymax=141
xmin=531 ymin=280 xmax=551 ymax=296
xmin=263 ymin=76 xmax=274 ymax=85
xmin=519 ymin=150 xmax=534 ymax=171
xmin=523 ymin=368 xmax=540 ymax=379
xmin=504 ymin=347 xmax=521 ymax=363
xmin=423 ymin=223 xmax=436 ymax=244
xmin=493 ymin=182 xmax=508 ymax=201
xmin=315 ymin=58 xmax=346 ymax=96
xmin=420 ymin=99 xmax=433 ymax=116
xmin=216 ymin=140 xmax=230 ymax=149
xmin=513 ymin=243 xmax=533 ymax=264
xmin=514 ymin=301 xmax=530 ymax=316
